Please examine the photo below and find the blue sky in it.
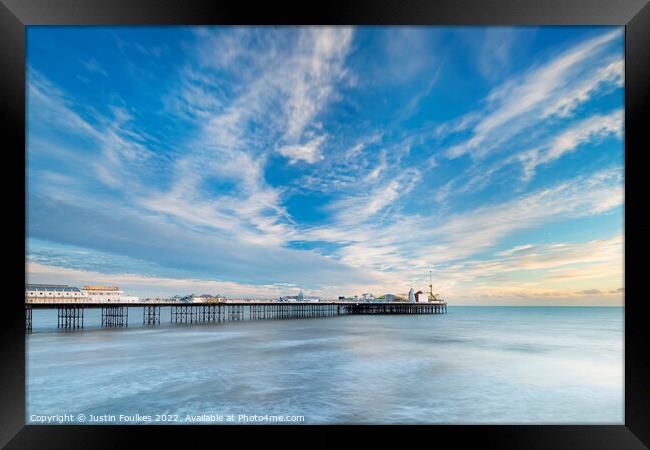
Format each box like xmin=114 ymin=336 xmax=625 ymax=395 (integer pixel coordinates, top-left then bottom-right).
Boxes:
xmin=26 ymin=26 xmax=624 ymax=305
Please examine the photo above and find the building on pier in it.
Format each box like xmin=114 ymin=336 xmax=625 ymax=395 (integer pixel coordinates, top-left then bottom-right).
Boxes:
xmin=278 ymin=289 xmax=321 ymax=302
xmin=141 ymin=296 xmax=173 ymax=302
xmin=190 ymin=294 xmax=226 ymax=303
xmin=25 ymin=284 xmax=89 ymax=303
xmin=81 ymin=285 xmax=139 ymax=303
xmin=376 ymin=293 xmax=406 ymax=302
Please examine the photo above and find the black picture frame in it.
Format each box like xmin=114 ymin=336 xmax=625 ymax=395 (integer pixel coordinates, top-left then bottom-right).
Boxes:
xmin=2 ymin=0 xmax=648 ymax=447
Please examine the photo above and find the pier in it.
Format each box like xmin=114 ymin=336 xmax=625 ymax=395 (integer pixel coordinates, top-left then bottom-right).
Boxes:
xmin=25 ymin=301 xmax=447 ymax=332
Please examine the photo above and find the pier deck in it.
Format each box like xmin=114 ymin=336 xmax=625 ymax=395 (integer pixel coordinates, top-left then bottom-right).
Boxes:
xmin=25 ymin=301 xmax=447 ymax=332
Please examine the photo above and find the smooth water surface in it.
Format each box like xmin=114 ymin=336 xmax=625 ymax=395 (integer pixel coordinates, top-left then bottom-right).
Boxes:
xmin=26 ymin=306 xmax=623 ymax=424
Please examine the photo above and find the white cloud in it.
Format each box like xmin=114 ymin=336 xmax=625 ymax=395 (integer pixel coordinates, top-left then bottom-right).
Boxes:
xmin=28 ymin=69 xmax=153 ymax=191
xmin=141 ymin=27 xmax=355 ymax=246
xmin=543 ymin=58 xmax=623 ymax=118
xmin=295 ymin=167 xmax=623 ymax=300
xmin=422 ymin=168 xmax=623 ymax=262
xmin=326 ymin=167 xmax=421 ymax=222
xmin=364 ymin=180 xmax=402 ymax=215
xmin=28 ymin=70 xmax=102 ymax=140
xmin=279 ymin=135 xmax=326 ymax=164
xmin=26 ymin=261 xmax=305 ymax=299
xmin=438 ymin=106 xmax=624 ymax=200
xmin=165 ymin=66 xmax=226 ymax=119
xmin=518 ymin=109 xmax=623 ymax=180
xmin=445 ymin=29 xmax=622 ymax=159
xmin=283 ymin=28 xmax=354 ymax=141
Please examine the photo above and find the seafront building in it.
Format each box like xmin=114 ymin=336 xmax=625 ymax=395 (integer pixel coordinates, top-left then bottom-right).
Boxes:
xmin=24 ymin=284 xmax=139 ymax=303
xmin=163 ymin=294 xmax=226 ymax=303
xmin=278 ymin=289 xmax=321 ymax=302
xmin=25 ymin=284 xmax=89 ymax=303
xmin=190 ymin=294 xmax=226 ymax=303
xmin=81 ymin=285 xmax=140 ymax=303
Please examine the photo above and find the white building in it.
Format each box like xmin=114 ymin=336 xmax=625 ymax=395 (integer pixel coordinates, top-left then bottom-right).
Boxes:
xmin=408 ymin=288 xmax=415 ymax=303
xmin=279 ymin=289 xmax=321 ymax=302
xmin=25 ymin=284 xmax=88 ymax=303
xmin=189 ymin=294 xmax=226 ymax=303
xmin=81 ymin=285 xmax=140 ymax=303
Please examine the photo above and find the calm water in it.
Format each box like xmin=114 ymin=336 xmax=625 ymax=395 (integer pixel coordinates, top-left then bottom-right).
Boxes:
xmin=26 ymin=306 xmax=623 ymax=424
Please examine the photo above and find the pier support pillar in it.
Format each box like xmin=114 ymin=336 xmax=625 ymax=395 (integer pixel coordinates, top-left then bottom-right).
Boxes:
xmin=171 ymin=305 xmax=195 ymax=324
xmin=206 ymin=304 xmax=218 ymax=322
xmin=57 ymin=305 xmax=84 ymax=330
xmin=143 ymin=305 xmax=160 ymax=325
xmin=228 ymin=304 xmax=243 ymax=321
xmin=102 ymin=306 xmax=128 ymax=327
xmin=25 ymin=305 xmax=32 ymax=333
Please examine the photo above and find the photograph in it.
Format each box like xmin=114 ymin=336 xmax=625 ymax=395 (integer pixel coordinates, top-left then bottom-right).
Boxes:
xmin=25 ymin=25 xmax=625 ymax=426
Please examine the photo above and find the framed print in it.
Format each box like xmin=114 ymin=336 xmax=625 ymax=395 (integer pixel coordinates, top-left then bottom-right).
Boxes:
xmin=2 ymin=0 xmax=649 ymax=447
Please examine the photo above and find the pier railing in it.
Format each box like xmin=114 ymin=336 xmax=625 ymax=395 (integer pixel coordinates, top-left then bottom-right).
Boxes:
xmin=25 ymin=301 xmax=447 ymax=333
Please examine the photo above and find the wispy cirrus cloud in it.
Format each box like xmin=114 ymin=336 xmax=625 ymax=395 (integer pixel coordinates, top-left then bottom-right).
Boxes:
xmin=543 ymin=58 xmax=623 ymax=118
xmin=445 ymin=29 xmax=622 ymax=159
xmin=457 ymin=27 xmax=524 ymax=81
xmin=443 ymin=107 xmax=624 ymax=197
xmin=518 ymin=108 xmax=623 ymax=180
xmin=82 ymin=58 xmax=108 ymax=77
xmin=139 ymin=27 xmax=355 ymax=247
xmin=28 ymin=68 xmax=155 ymax=194
xmin=326 ymin=167 xmax=422 ymax=223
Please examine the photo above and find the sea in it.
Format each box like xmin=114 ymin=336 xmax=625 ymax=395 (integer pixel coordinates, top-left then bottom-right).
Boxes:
xmin=26 ymin=306 xmax=624 ymax=425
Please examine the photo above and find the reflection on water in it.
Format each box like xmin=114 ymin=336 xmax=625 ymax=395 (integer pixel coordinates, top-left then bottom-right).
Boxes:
xmin=26 ymin=306 xmax=623 ymax=424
